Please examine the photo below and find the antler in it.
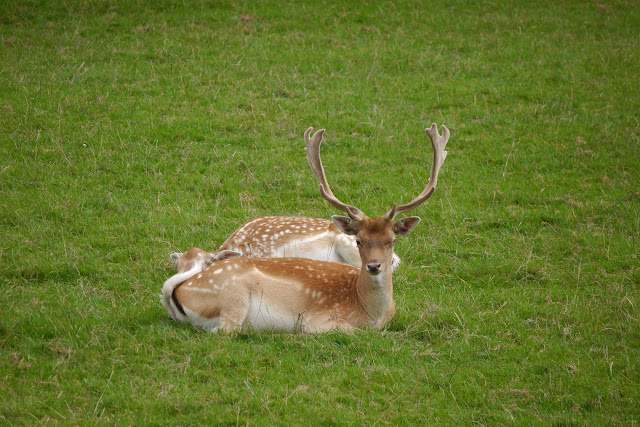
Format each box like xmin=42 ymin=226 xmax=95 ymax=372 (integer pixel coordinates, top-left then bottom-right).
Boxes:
xmin=304 ymin=128 xmax=365 ymax=220
xmin=387 ymin=123 xmax=449 ymax=218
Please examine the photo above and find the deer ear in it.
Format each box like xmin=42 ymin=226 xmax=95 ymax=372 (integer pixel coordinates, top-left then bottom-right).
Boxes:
xmin=394 ymin=216 xmax=421 ymax=236
xmin=332 ymin=215 xmax=358 ymax=235
xmin=208 ymin=250 xmax=242 ymax=264
xmin=170 ymin=252 xmax=182 ymax=263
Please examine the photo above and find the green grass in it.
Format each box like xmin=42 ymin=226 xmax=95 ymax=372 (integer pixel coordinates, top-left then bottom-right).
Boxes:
xmin=1 ymin=0 xmax=639 ymax=424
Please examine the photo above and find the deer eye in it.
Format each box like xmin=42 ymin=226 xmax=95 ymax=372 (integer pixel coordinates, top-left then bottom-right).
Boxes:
xmin=355 ymin=240 xmax=362 ymax=247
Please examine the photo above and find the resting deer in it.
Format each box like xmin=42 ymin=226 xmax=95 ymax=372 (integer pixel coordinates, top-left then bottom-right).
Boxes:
xmin=162 ymin=215 xmax=401 ymax=314
xmin=162 ymin=124 xmax=450 ymax=332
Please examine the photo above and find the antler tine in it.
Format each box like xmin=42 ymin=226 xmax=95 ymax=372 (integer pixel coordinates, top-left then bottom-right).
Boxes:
xmin=304 ymin=127 xmax=365 ymax=220
xmin=390 ymin=123 xmax=449 ymax=217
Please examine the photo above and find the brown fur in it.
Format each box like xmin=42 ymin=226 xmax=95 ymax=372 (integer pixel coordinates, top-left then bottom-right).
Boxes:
xmin=171 ymin=256 xmax=386 ymax=332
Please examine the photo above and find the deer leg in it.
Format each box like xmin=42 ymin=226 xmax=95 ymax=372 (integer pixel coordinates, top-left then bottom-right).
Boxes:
xmin=217 ymin=302 xmax=250 ymax=333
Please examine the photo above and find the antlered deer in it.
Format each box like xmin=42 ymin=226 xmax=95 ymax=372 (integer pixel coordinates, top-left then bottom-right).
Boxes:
xmin=161 ymin=124 xmax=450 ymax=332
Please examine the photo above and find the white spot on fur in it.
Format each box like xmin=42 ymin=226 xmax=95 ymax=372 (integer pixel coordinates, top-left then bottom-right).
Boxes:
xmin=187 ymin=287 xmax=217 ymax=294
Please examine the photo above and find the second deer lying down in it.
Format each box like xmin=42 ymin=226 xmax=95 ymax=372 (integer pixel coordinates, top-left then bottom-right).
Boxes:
xmin=162 ymin=124 xmax=450 ymax=332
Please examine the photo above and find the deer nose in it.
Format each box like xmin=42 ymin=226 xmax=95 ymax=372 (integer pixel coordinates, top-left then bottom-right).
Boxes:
xmin=366 ymin=263 xmax=382 ymax=274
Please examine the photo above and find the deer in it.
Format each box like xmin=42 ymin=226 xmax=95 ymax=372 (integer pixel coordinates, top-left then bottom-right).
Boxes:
xmin=161 ymin=123 xmax=449 ymax=332
xmin=162 ymin=216 xmax=402 ymax=316
xmin=162 ymin=215 xmax=390 ymax=321
xmin=162 ymin=211 xmax=403 ymax=309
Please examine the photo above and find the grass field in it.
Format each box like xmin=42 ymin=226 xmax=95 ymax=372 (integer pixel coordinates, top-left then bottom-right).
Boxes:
xmin=1 ymin=0 xmax=639 ymax=424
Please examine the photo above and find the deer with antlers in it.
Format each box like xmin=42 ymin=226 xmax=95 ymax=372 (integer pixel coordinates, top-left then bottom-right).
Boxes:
xmin=161 ymin=124 xmax=449 ymax=332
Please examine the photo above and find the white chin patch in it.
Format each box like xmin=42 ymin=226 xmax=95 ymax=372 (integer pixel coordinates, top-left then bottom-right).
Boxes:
xmin=369 ymin=272 xmax=385 ymax=287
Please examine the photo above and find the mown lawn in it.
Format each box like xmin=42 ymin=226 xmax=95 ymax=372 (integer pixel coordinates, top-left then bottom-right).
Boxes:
xmin=1 ymin=0 xmax=639 ymax=424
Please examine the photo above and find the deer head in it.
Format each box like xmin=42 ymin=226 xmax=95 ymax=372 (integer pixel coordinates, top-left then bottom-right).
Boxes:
xmin=304 ymin=124 xmax=449 ymax=277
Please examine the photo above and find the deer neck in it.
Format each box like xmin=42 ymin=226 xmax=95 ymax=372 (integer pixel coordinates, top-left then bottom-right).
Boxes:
xmin=355 ymin=267 xmax=394 ymax=328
